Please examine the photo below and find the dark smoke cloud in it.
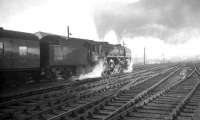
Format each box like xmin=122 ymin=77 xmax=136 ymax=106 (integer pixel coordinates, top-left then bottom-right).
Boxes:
xmin=94 ymin=0 xmax=200 ymax=44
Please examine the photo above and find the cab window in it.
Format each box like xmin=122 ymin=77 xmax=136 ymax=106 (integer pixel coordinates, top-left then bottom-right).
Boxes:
xmin=19 ymin=46 xmax=28 ymax=56
xmin=54 ymin=45 xmax=64 ymax=61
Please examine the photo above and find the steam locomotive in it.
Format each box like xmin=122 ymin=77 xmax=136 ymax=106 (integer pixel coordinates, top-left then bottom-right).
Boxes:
xmin=0 ymin=28 xmax=131 ymax=87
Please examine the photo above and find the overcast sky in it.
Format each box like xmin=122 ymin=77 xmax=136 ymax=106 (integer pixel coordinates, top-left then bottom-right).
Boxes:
xmin=1 ymin=0 xmax=200 ymax=62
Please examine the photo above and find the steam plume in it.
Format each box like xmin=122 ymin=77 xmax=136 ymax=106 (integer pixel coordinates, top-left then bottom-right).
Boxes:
xmin=124 ymin=59 xmax=134 ymax=73
xmin=78 ymin=61 xmax=105 ymax=80
xmin=93 ymin=0 xmax=200 ymax=44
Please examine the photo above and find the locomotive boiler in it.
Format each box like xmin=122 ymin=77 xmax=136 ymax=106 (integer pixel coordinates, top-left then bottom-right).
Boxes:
xmin=100 ymin=43 xmax=132 ymax=76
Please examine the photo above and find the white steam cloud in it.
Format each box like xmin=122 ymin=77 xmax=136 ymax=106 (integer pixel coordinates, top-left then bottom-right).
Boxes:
xmin=78 ymin=60 xmax=105 ymax=80
xmin=93 ymin=0 xmax=200 ymax=62
xmin=124 ymin=59 xmax=134 ymax=73
xmin=94 ymin=0 xmax=200 ymax=44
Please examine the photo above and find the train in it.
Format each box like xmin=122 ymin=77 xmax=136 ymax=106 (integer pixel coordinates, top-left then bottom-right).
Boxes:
xmin=0 ymin=28 xmax=131 ymax=87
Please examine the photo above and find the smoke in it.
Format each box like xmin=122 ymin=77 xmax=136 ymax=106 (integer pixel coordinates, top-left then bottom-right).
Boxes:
xmin=78 ymin=60 xmax=105 ymax=80
xmin=93 ymin=0 xmax=200 ymax=44
xmin=124 ymin=59 xmax=134 ymax=73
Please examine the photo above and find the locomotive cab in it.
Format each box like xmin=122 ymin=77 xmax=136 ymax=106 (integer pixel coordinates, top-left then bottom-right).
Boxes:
xmin=89 ymin=43 xmax=103 ymax=64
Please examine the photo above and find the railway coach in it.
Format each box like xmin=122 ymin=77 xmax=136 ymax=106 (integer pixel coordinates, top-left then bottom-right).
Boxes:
xmin=0 ymin=28 xmax=40 ymax=87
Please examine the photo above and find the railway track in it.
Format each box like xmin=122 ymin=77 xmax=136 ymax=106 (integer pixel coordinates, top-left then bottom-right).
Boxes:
xmin=0 ymin=71 xmax=140 ymax=104
xmin=107 ymin=65 xmax=200 ymax=120
xmin=0 ymin=65 xmax=176 ymax=120
xmin=0 ymin=64 xmax=170 ymax=105
xmin=57 ymin=66 xmax=181 ymax=120
xmin=0 ymin=65 xmax=173 ymax=120
xmin=173 ymin=64 xmax=200 ymax=120
xmin=21 ymin=65 xmax=180 ymax=120
xmin=0 ymin=64 xmax=165 ymax=103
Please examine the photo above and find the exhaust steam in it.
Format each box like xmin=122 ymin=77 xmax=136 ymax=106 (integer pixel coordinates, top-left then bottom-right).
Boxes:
xmin=78 ymin=60 xmax=105 ymax=80
xmin=124 ymin=59 xmax=133 ymax=73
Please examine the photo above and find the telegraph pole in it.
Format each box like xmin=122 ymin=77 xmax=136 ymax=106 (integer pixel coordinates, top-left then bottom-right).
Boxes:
xmin=162 ymin=53 xmax=165 ymax=63
xmin=144 ymin=47 xmax=146 ymax=65
xmin=67 ymin=26 xmax=72 ymax=39
xmin=122 ymin=40 xmax=126 ymax=57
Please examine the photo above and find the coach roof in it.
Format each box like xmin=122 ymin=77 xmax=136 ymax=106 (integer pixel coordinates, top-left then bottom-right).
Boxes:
xmin=0 ymin=28 xmax=38 ymax=41
xmin=40 ymin=34 xmax=98 ymax=44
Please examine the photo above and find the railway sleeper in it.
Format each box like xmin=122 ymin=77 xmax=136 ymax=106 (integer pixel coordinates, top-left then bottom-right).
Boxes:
xmin=26 ymin=97 xmax=80 ymax=119
xmin=54 ymin=97 xmax=110 ymax=119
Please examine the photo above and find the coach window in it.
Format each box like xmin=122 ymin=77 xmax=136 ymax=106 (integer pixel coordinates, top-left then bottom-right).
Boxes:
xmin=0 ymin=42 xmax=4 ymax=55
xmin=28 ymin=47 xmax=40 ymax=55
xmin=19 ymin=46 xmax=28 ymax=56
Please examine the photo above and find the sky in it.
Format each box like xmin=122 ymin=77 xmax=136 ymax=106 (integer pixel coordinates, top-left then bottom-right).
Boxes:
xmin=1 ymin=0 xmax=200 ymax=63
